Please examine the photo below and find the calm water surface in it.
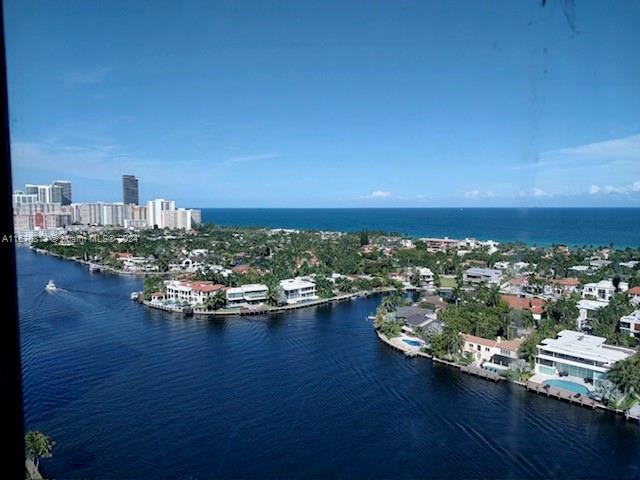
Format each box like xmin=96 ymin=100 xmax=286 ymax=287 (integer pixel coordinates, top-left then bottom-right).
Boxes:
xmin=18 ymin=247 xmax=640 ymax=479
xmin=201 ymin=208 xmax=640 ymax=247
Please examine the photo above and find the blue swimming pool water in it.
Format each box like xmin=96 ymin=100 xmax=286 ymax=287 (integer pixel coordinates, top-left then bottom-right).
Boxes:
xmin=542 ymin=379 xmax=590 ymax=395
xmin=402 ymin=339 xmax=422 ymax=347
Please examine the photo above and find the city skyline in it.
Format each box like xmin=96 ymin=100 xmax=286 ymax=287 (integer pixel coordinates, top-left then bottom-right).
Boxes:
xmin=5 ymin=0 xmax=640 ymax=207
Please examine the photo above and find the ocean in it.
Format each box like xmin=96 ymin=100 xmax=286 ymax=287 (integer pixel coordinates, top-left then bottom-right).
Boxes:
xmin=200 ymin=208 xmax=640 ymax=248
xmin=18 ymin=247 xmax=640 ymax=479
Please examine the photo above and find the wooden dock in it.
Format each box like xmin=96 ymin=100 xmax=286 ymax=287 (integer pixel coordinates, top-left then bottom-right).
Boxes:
xmin=525 ymin=381 xmax=599 ymax=409
xmin=460 ymin=365 xmax=502 ymax=382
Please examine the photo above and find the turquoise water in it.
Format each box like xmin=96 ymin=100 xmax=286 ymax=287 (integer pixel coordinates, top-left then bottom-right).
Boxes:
xmin=402 ymin=339 xmax=422 ymax=347
xmin=200 ymin=208 xmax=640 ymax=247
xmin=543 ymin=379 xmax=590 ymax=395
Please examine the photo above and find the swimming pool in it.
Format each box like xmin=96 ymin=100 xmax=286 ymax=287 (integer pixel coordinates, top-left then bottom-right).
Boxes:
xmin=542 ymin=379 xmax=590 ymax=395
xmin=402 ymin=339 xmax=422 ymax=347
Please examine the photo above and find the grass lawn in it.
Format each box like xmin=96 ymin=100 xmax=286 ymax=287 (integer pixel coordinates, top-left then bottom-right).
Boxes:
xmin=439 ymin=276 xmax=457 ymax=288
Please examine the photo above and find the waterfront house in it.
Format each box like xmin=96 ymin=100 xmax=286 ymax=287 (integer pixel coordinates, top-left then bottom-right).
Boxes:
xmin=534 ymin=330 xmax=634 ymax=389
xmin=164 ymin=280 xmax=225 ymax=305
xmin=122 ymin=255 xmax=159 ymax=273
xmin=225 ymin=284 xmax=269 ymax=307
xmin=279 ymin=277 xmax=318 ymax=304
xmin=582 ymin=279 xmax=628 ymax=302
xmin=619 ymin=310 xmax=640 ymax=339
xmin=396 ymin=307 xmax=442 ymax=334
xmin=462 ymin=334 xmax=523 ymax=372
xmin=463 ymin=267 xmax=502 ymax=285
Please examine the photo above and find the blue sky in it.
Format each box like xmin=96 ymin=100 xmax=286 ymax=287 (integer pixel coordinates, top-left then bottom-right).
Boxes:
xmin=4 ymin=0 xmax=640 ymax=207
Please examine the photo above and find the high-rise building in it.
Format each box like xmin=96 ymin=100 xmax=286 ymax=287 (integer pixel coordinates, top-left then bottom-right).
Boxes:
xmin=70 ymin=202 xmax=125 ymax=226
xmin=50 ymin=185 xmax=63 ymax=204
xmin=52 ymin=180 xmax=72 ymax=205
xmin=26 ymin=184 xmax=54 ymax=203
xmin=12 ymin=191 xmax=38 ymax=208
xmin=147 ymin=198 xmax=175 ymax=228
xmin=122 ymin=175 xmax=139 ymax=205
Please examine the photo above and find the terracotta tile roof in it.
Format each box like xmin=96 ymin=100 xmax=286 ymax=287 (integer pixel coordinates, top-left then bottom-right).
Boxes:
xmin=462 ymin=334 xmax=498 ymax=348
xmin=554 ymin=277 xmax=579 ymax=286
xmin=509 ymin=277 xmax=528 ymax=286
xmin=501 ymin=294 xmax=545 ymax=315
xmin=231 ymin=264 xmax=250 ymax=274
xmin=496 ymin=338 xmax=524 ymax=352
xmin=191 ymin=282 xmax=225 ymax=293
xmin=629 ymin=286 xmax=640 ymax=296
xmin=462 ymin=334 xmax=523 ymax=352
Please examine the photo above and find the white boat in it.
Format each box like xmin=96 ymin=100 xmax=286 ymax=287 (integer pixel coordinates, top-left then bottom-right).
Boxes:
xmin=89 ymin=264 xmax=101 ymax=273
xmin=45 ymin=280 xmax=57 ymax=292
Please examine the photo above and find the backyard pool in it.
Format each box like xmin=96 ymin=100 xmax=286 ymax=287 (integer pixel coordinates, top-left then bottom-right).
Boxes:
xmin=542 ymin=379 xmax=590 ymax=395
xmin=402 ymin=339 xmax=423 ymax=348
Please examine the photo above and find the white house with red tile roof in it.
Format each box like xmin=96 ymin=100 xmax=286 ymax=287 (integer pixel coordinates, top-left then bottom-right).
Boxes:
xmin=164 ymin=280 xmax=225 ymax=305
xmin=462 ymin=334 xmax=523 ymax=372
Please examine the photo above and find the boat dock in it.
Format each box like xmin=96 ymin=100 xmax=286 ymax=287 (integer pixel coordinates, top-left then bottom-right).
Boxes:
xmin=525 ymin=381 xmax=599 ymax=409
xmin=460 ymin=365 xmax=502 ymax=382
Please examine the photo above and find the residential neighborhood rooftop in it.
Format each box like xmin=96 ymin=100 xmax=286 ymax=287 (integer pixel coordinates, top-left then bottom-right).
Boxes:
xmin=538 ymin=330 xmax=635 ymax=365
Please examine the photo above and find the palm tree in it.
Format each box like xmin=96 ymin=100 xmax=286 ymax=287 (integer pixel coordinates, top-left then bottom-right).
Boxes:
xmin=25 ymin=431 xmax=54 ymax=469
xmin=594 ymin=380 xmax=622 ymax=406
xmin=443 ymin=329 xmax=463 ymax=356
xmin=607 ymin=353 xmax=640 ymax=396
xmin=205 ymin=290 xmax=226 ymax=311
xmin=267 ymin=282 xmax=282 ymax=306
xmin=381 ymin=295 xmax=395 ymax=312
xmin=486 ymin=285 xmax=501 ymax=307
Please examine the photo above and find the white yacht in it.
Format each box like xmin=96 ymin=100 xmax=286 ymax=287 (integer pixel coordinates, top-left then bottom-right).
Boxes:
xmin=45 ymin=280 xmax=57 ymax=292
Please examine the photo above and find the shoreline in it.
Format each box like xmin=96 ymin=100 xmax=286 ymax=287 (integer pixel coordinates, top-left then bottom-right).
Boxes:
xmin=31 ymin=247 xmax=171 ymax=278
xmin=374 ymin=329 xmax=640 ymax=423
xmin=140 ymin=286 xmax=411 ymax=317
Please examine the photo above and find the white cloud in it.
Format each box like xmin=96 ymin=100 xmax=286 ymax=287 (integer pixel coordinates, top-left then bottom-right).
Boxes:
xmin=364 ymin=190 xmax=392 ymax=199
xmin=59 ymin=66 xmax=113 ymax=86
xmin=10 ymin=140 xmax=250 ymax=188
xmin=225 ymin=153 xmax=278 ymax=164
xmin=518 ymin=188 xmax=550 ymax=198
xmin=510 ymin=133 xmax=640 ymax=171
xmin=464 ymin=189 xmax=495 ymax=199
xmin=552 ymin=133 xmax=640 ymax=160
xmin=588 ymin=180 xmax=640 ymax=195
